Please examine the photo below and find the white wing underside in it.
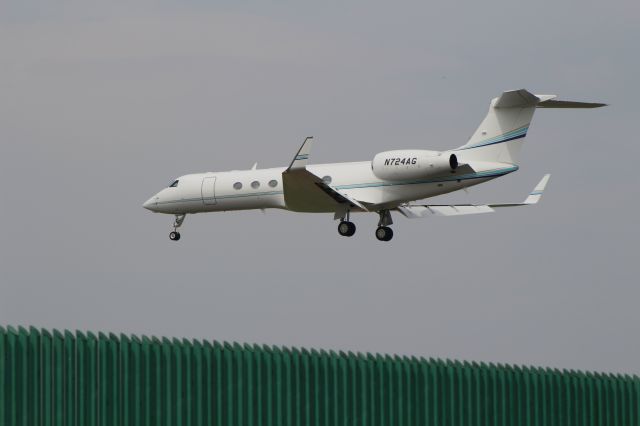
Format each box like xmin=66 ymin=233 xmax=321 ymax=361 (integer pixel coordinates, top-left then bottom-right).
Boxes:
xmin=397 ymin=174 xmax=550 ymax=218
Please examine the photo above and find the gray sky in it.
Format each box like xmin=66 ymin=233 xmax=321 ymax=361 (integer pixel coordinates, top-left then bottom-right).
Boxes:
xmin=1 ymin=0 xmax=639 ymax=375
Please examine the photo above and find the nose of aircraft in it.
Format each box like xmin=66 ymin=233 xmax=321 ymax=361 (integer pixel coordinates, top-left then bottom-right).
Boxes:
xmin=143 ymin=196 xmax=159 ymax=211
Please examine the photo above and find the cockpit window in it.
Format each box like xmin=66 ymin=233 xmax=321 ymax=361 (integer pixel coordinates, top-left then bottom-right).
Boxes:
xmin=169 ymin=180 xmax=179 ymax=188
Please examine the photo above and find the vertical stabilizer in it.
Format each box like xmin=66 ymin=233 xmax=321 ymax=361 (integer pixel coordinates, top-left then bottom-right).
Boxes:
xmin=454 ymin=89 xmax=605 ymax=165
xmin=455 ymin=89 xmax=544 ymax=165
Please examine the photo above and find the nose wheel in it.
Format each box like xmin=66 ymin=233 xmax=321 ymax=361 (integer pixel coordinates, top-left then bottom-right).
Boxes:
xmin=169 ymin=214 xmax=186 ymax=241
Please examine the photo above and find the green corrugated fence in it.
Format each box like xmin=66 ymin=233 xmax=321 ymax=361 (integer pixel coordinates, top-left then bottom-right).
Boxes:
xmin=1 ymin=326 xmax=638 ymax=425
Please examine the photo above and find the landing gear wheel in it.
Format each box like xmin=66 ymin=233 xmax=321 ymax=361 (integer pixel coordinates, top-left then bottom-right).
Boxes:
xmin=168 ymin=214 xmax=186 ymax=241
xmin=338 ymin=221 xmax=356 ymax=237
xmin=375 ymin=226 xmax=393 ymax=241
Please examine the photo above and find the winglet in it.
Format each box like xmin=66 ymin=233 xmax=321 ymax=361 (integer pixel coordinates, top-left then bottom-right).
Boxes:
xmin=523 ymin=174 xmax=550 ymax=205
xmin=487 ymin=174 xmax=550 ymax=208
xmin=286 ymin=137 xmax=313 ymax=171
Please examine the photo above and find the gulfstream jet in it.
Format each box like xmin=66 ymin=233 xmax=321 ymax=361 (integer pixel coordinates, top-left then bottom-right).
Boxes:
xmin=143 ymin=89 xmax=605 ymax=241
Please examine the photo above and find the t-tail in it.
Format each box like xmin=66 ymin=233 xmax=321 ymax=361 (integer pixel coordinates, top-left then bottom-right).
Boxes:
xmin=454 ymin=89 xmax=606 ymax=165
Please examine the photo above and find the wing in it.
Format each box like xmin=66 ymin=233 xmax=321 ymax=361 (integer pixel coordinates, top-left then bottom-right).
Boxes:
xmin=397 ymin=174 xmax=550 ymax=218
xmin=282 ymin=137 xmax=369 ymax=213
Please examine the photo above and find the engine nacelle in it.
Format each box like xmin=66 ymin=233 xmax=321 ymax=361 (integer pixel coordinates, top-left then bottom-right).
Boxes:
xmin=371 ymin=150 xmax=458 ymax=181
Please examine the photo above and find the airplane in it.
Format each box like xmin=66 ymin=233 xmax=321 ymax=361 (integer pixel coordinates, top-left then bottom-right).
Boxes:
xmin=143 ymin=89 xmax=605 ymax=242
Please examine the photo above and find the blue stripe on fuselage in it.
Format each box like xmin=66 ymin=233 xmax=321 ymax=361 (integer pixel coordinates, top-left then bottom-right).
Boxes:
xmin=154 ymin=165 xmax=517 ymax=206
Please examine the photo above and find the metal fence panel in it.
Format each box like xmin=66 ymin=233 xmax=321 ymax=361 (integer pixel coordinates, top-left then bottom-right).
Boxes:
xmin=1 ymin=327 xmax=638 ymax=426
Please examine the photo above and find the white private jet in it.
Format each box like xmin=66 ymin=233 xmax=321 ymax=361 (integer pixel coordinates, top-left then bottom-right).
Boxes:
xmin=143 ymin=89 xmax=605 ymax=241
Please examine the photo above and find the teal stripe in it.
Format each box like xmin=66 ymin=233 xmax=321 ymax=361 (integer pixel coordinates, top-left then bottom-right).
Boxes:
xmin=154 ymin=166 xmax=517 ymax=206
xmin=463 ymin=126 xmax=529 ymax=149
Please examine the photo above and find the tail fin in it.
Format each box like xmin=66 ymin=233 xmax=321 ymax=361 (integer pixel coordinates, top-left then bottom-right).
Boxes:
xmin=455 ymin=89 xmax=605 ymax=165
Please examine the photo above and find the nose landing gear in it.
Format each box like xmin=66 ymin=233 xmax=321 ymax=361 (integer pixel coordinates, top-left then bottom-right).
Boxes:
xmin=169 ymin=214 xmax=186 ymax=241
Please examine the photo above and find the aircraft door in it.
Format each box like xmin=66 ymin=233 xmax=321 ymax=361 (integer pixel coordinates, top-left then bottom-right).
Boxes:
xmin=201 ymin=176 xmax=217 ymax=205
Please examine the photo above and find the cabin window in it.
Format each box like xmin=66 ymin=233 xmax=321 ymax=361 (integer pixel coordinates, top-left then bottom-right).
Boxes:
xmin=169 ymin=180 xmax=179 ymax=187
xmin=322 ymin=175 xmax=332 ymax=184
xmin=268 ymin=180 xmax=278 ymax=188
xmin=251 ymin=181 xmax=260 ymax=189
xmin=233 ymin=182 xmax=243 ymax=190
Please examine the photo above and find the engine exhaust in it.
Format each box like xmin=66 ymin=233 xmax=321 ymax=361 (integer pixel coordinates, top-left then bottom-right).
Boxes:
xmin=449 ymin=153 xmax=458 ymax=170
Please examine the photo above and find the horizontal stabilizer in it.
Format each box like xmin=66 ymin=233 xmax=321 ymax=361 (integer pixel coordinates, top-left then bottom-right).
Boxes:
xmin=494 ymin=89 xmax=606 ymax=109
xmin=537 ymin=99 xmax=607 ymax=108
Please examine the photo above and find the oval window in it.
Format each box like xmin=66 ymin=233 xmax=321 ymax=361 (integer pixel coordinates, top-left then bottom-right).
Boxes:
xmin=233 ymin=182 xmax=242 ymax=190
xmin=251 ymin=181 xmax=260 ymax=189
xmin=322 ymin=175 xmax=332 ymax=184
xmin=268 ymin=180 xmax=278 ymax=188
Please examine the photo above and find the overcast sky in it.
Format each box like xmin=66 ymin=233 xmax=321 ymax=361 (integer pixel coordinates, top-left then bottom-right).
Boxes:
xmin=1 ymin=0 xmax=639 ymax=375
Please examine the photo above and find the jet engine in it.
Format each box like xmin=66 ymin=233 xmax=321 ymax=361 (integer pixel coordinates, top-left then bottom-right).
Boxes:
xmin=371 ymin=150 xmax=458 ymax=181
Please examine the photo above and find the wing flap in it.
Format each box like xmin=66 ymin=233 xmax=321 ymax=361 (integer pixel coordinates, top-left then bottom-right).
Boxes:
xmin=398 ymin=205 xmax=495 ymax=218
xmin=315 ymin=180 xmax=369 ymax=211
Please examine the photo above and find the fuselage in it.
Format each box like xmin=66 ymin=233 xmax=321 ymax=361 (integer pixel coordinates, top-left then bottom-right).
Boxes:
xmin=142 ymin=159 xmax=518 ymax=215
xmin=142 ymin=89 xmax=604 ymax=242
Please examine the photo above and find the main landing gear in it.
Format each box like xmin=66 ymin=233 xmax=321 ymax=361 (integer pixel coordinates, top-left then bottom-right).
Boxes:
xmin=375 ymin=226 xmax=393 ymax=241
xmin=375 ymin=210 xmax=394 ymax=242
xmin=337 ymin=210 xmax=356 ymax=237
xmin=338 ymin=220 xmax=356 ymax=237
xmin=336 ymin=209 xmax=394 ymax=241
xmin=169 ymin=214 xmax=186 ymax=241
